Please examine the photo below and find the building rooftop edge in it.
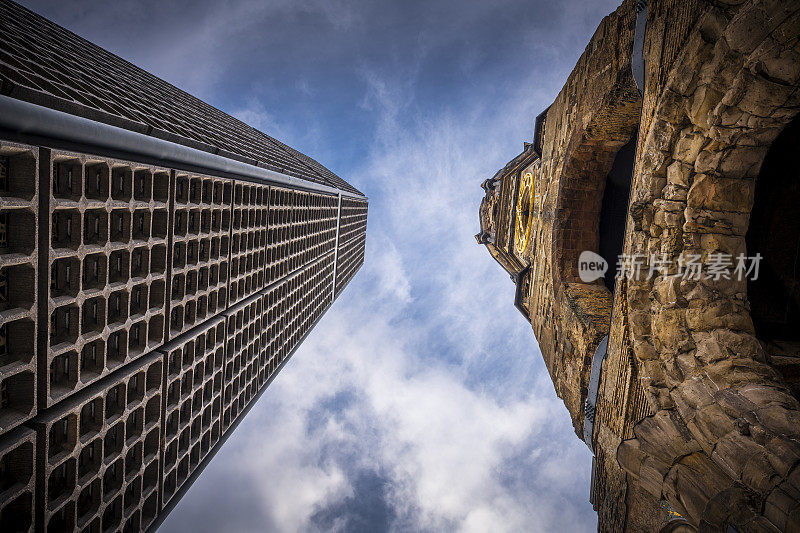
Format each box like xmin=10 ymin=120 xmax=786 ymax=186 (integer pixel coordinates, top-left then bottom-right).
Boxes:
xmin=0 ymin=0 xmax=364 ymax=197
xmin=0 ymin=94 xmax=367 ymax=200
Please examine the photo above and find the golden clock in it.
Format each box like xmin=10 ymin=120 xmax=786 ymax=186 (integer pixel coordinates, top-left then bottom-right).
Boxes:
xmin=515 ymin=172 xmax=534 ymax=255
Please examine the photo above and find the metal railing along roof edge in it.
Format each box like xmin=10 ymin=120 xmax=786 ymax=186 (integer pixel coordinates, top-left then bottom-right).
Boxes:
xmin=0 ymin=94 xmax=367 ymax=200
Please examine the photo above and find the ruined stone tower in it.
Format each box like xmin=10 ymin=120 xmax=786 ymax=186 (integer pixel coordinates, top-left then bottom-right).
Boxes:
xmin=477 ymin=0 xmax=800 ymax=530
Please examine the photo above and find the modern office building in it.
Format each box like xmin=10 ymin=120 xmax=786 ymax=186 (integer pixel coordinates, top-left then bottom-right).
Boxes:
xmin=0 ymin=1 xmax=367 ymax=531
xmin=477 ymin=0 xmax=800 ymax=531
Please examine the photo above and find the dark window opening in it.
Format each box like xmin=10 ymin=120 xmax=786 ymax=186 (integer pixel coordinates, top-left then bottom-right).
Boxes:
xmin=747 ymin=116 xmax=800 ymax=399
xmin=0 ymin=156 xmax=8 ymax=192
xmin=598 ymin=134 xmax=637 ymax=291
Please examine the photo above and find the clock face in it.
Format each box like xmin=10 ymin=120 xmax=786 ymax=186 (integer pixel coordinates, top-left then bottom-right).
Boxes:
xmin=515 ymin=172 xmax=534 ymax=255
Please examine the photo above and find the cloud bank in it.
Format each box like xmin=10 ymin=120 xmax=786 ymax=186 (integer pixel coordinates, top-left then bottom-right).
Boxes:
xmin=160 ymin=68 xmax=602 ymax=531
xmin=19 ymin=0 xmax=624 ymax=530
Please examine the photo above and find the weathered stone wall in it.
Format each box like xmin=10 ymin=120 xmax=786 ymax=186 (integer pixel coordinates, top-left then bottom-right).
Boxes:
xmin=522 ymin=0 xmax=639 ymax=438
xmin=514 ymin=3 xmax=645 ymax=527
xmin=617 ymin=0 xmax=800 ymax=530
xmin=479 ymin=0 xmax=800 ymax=530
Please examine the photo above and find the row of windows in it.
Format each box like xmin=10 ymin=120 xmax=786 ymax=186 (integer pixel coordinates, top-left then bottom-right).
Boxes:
xmin=2 ymin=243 xmax=360 ymax=533
xmin=0 ymin=140 xmax=366 ymax=450
xmin=161 ymin=318 xmax=225 ymax=507
xmin=174 ymin=175 xmax=231 ymax=206
xmin=50 ymin=207 xmax=169 ymax=250
xmin=0 ymin=144 xmax=38 ymax=433
xmin=51 ymin=160 xmax=169 ymax=205
xmin=33 ymin=353 xmax=163 ymax=533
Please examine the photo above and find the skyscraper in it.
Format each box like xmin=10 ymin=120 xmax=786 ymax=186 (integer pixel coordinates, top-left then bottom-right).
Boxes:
xmin=0 ymin=1 xmax=368 ymax=531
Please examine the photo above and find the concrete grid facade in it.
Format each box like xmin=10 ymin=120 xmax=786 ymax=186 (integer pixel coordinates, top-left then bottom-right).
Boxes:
xmin=0 ymin=1 xmax=367 ymax=531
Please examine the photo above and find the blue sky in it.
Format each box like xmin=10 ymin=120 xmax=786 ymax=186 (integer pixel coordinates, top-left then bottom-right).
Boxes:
xmin=23 ymin=0 xmax=622 ymax=530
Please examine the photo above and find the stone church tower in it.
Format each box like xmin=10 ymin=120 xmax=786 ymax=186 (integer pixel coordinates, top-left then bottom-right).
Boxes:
xmin=478 ymin=0 xmax=800 ymax=531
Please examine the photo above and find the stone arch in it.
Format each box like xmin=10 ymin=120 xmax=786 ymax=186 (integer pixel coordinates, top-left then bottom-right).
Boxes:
xmin=545 ymin=67 xmax=643 ymax=436
xmin=548 ymin=72 xmax=642 ymax=401
xmin=746 ymin=115 xmax=800 ymax=401
xmin=620 ymin=1 xmax=800 ymax=530
xmin=553 ymin=76 xmax=642 ymax=291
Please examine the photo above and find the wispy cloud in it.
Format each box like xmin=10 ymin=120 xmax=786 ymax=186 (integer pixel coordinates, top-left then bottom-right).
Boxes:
xmin=162 ymin=50 xmax=600 ymax=531
xmin=231 ymin=99 xmax=285 ymax=137
xmin=19 ymin=0 xmax=624 ymax=530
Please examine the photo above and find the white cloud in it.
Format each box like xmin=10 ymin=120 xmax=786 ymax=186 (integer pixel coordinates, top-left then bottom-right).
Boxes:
xmin=162 ymin=55 xmax=597 ymax=532
xmin=21 ymin=0 xmax=625 ymax=530
xmin=231 ymin=100 xmax=286 ymax=138
xmin=367 ymin=235 xmax=413 ymax=307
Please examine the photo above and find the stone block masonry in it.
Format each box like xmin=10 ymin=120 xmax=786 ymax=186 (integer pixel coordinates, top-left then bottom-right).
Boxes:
xmin=477 ymin=0 xmax=800 ymax=530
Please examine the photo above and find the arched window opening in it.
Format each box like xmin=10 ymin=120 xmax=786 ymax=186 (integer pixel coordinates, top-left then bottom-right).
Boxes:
xmin=598 ymin=134 xmax=637 ymax=291
xmin=747 ymin=116 xmax=800 ymax=399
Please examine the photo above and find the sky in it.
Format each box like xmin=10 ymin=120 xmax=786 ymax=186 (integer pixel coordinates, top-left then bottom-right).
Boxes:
xmin=22 ymin=0 xmax=622 ymax=531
